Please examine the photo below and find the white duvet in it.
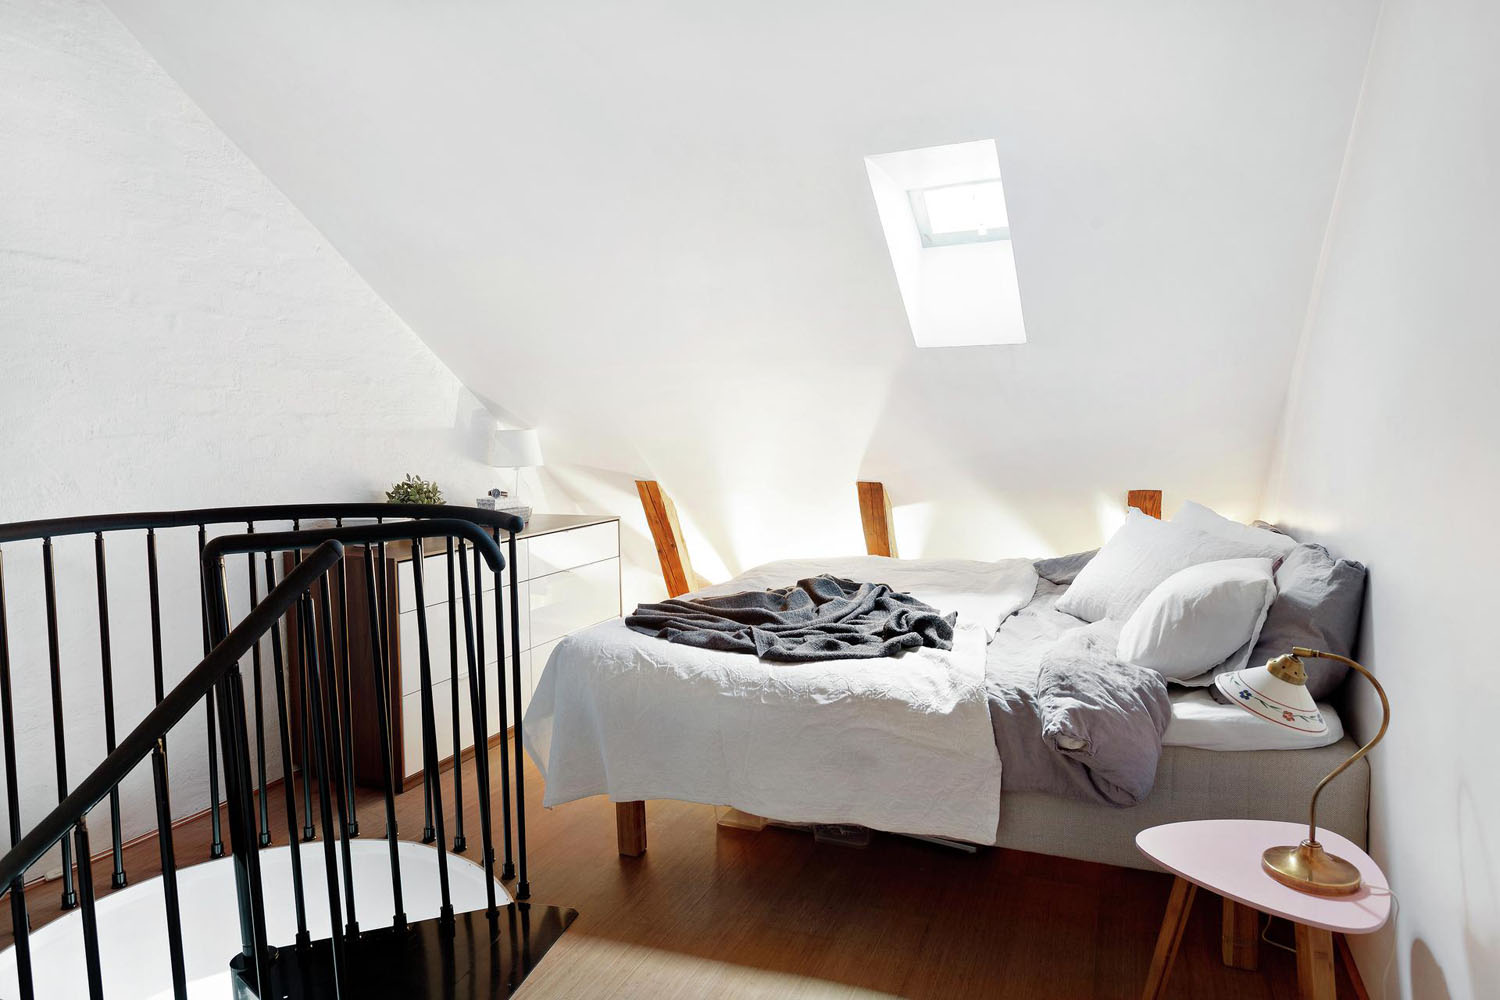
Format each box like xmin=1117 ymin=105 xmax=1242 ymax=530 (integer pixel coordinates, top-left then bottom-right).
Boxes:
xmin=523 ymin=556 xmax=1038 ymax=845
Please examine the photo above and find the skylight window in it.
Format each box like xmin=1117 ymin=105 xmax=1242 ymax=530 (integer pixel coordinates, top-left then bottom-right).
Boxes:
xmin=910 ymin=180 xmax=1011 ymax=247
xmin=864 ymin=140 xmax=1027 ymax=348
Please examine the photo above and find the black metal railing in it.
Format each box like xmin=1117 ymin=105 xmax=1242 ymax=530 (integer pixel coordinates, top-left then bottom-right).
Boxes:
xmin=0 ymin=502 xmax=568 ymax=999
xmin=0 ymin=539 xmax=345 ymax=998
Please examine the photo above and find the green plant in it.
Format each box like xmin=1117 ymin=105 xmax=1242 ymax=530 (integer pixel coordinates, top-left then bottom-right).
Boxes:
xmin=385 ymin=473 xmax=444 ymax=505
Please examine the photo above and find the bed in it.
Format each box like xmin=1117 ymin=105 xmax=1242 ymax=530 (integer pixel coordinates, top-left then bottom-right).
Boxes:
xmin=523 ymin=486 xmax=1370 ymax=872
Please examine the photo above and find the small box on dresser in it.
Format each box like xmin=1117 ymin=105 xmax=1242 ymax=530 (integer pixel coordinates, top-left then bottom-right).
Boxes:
xmin=285 ymin=513 xmax=621 ymax=790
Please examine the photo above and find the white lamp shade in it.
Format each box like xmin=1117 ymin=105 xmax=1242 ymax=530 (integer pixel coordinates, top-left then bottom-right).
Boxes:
xmin=488 ymin=428 xmax=544 ymax=469
xmin=1215 ymin=661 xmax=1328 ymax=735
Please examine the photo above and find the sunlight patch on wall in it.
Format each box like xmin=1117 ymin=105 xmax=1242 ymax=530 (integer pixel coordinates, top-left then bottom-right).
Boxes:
xmin=865 ymin=140 xmax=1026 ymax=348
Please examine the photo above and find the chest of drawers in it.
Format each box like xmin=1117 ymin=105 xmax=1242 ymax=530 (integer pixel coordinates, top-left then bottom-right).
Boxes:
xmin=287 ymin=513 xmax=620 ymax=790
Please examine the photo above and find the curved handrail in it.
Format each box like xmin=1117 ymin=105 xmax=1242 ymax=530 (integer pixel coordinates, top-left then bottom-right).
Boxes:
xmin=0 ymin=502 xmax=523 ymax=545
xmin=201 ymin=518 xmax=508 ymax=578
xmin=0 ymin=541 xmax=345 ymax=893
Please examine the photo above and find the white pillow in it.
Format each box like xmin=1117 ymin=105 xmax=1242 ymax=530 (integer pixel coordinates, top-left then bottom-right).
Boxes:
xmin=1055 ymin=510 xmax=1287 ymax=623
xmin=1172 ymin=501 xmax=1297 ymax=558
xmin=1116 ymin=558 xmax=1276 ymax=680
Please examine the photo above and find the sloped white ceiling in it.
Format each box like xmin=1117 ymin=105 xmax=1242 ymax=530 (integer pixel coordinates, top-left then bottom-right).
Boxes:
xmin=106 ymin=0 xmax=1380 ymax=592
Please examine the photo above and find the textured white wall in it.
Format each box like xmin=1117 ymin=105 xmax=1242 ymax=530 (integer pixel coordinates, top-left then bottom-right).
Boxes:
xmin=0 ymin=0 xmax=498 ymax=858
xmin=1262 ymin=0 xmax=1500 ymax=996
xmin=103 ymin=0 xmax=1380 ymax=611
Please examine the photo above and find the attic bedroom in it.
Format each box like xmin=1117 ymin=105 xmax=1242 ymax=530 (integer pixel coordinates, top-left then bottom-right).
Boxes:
xmin=0 ymin=1 xmax=1494 ymax=998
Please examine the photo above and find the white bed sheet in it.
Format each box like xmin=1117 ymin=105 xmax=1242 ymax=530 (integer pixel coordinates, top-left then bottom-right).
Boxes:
xmin=524 ymin=556 xmax=1038 ymax=845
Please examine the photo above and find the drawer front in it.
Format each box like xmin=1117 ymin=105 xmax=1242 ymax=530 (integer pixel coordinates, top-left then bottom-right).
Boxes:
xmin=529 ymin=558 xmax=621 ymax=648
xmin=402 ymin=655 xmax=527 ymax=776
xmin=403 ymin=677 xmax=462 ymax=778
xmin=398 ymin=601 xmax=459 ymax=697
xmin=396 ymin=546 xmax=500 ymax=611
xmin=480 ymin=582 xmax=530 ymax=664
xmin=527 ymin=522 xmax=618 ymax=579
xmin=397 ymin=584 xmax=524 ymax=698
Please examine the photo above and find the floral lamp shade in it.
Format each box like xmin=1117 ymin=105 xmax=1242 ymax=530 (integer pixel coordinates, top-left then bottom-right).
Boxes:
xmin=1214 ymin=657 xmax=1328 ymax=735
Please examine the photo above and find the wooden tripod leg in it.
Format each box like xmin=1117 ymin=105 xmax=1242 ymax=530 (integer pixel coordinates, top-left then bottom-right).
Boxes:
xmin=1221 ymin=897 xmax=1260 ymax=970
xmin=1295 ymin=923 xmax=1336 ymax=1000
xmin=616 ymin=801 xmax=647 ymax=857
xmin=1142 ymin=877 xmax=1198 ymax=1000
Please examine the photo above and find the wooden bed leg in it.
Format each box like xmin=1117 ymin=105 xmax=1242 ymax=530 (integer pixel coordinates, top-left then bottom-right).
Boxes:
xmin=616 ymin=801 xmax=647 ymax=857
xmin=1221 ymin=897 xmax=1260 ymax=970
xmin=1142 ymin=877 xmax=1196 ymax=1000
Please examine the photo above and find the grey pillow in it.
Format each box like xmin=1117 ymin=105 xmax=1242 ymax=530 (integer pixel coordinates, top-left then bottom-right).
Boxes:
xmin=1034 ymin=549 xmax=1098 ymax=586
xmin=1247 ymin=543 xmax=1367 ymax=699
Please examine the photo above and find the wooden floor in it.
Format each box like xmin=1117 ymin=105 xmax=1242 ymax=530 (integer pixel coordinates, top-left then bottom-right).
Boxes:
xmin=3 ymin=746 xmax=1356 ymax=999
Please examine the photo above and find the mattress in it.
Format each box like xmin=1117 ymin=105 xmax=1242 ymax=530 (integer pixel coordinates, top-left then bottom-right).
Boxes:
xmin=993 ymin=738 xmax=1368 ymax=870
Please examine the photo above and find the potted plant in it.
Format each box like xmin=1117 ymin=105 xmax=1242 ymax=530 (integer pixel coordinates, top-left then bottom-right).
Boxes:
xmin=385 ymin=474 xmax=444 ymax=505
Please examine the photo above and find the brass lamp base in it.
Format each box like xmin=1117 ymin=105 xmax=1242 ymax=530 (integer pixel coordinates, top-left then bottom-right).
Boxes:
xmin=1262 ymin=840 xmax=1363 ymax=896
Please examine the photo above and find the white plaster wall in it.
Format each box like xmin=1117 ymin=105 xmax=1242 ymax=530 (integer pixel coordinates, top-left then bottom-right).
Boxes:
xmin=102 ymin=0 xmax=1380 ymax=610
xmin=0 ymin=0 xmax=499 ymax=859
xmin=1262 ymin=0 xmax=1500 ymax=995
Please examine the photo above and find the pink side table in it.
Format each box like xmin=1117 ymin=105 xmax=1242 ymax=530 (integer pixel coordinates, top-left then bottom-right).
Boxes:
xmin=1136 ymin=820 xmax=1391 ymax=1000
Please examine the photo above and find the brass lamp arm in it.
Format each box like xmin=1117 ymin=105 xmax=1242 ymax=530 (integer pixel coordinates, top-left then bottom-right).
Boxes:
xmin=1295 ymin=647 xmax=1390 ymax=845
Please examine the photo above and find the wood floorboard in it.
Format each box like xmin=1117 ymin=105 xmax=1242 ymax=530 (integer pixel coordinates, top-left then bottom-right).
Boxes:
xmin=1 ymin=745 xmax=1353 ymax=998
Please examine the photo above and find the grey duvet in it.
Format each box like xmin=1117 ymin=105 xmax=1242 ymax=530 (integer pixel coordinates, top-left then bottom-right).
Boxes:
xmin=987 ymin=580 xmax=1171 ymax=807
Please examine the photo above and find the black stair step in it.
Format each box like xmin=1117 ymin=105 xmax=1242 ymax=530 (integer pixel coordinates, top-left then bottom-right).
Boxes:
xmin=230 ymin=902 xmax=577 ymax=999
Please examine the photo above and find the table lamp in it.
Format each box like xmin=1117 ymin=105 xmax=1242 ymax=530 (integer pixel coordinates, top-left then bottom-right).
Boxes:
xmin=488 ymin=428 xmax=544 ymax=522
xmin=1214 ymin=647 xmax=1390 ymax=896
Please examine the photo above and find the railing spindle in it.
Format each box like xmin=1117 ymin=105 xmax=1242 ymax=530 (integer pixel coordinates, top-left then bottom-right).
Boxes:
xmin=416 ymin=531 xmax=434 ymax=842
xmin=299 ymin=594 xmax=349 ymax=992
xmin=491 ymin=528 xmax=515 ymax=881
xmin=458 ymin=550 xmax=497 ymax=915
xmin=446 ymin=539 xmax=466 ymax=853
xmin=362 ymin=543 xmax=406 ymax=928
xmin=73 ymin=818 xmax=104 ymax=999
xmin=374 ymin=530 xmax=396 ymax=840
xmin=147 ymin=530 xmax=165 ymax=704
xmin=472 ymin=541 xmax=500 ymax=884
xmin=197 ymin=525 xmax=224 ymax=859
xmin=508 ymin=531 xmax=530 ymax=898
xmin=264 ymin=552 xmax=310 ymax=948
xmin=316 ymin=576 xmax=360 ymax=939
xmin=411 ymin=541 xmax=454 ymax=926
xmin=92 ymin=534 xmax=127 ymax=888
xmin=208 ymin=557 xmax=271 ymax=992
xmin=150 ymin=741 xmax=188 ymax=999
xmin=290 ymin=523 xmax=316 ymax=842
xmin=0 ymin=549 xmax=36 ymax=1000
xmin=148 ymin=533 xmax=186 ymax=995
xmin=419 ymin=538 xmax=435 ymax=847
xmin=245 ymin=523 xmax=271 ymax=847
xmin=333 ymin=519 xmax=358 ymax=838
xmin=41 ymin=538 xmax=78 ymax=909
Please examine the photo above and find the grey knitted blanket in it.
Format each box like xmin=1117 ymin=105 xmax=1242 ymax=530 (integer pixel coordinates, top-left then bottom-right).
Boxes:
xmin=625 ymin=575 xmax=957 ymax=663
